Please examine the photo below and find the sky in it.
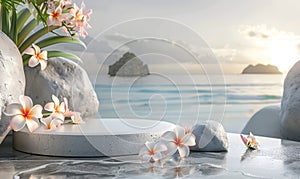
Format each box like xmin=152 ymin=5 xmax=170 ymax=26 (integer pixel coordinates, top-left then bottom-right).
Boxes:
xmin=71 ymin=0 xmax=300 ymax=75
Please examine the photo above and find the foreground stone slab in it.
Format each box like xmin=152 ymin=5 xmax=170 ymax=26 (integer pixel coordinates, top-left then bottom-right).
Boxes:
xmin=13 ymin=118 xmax=175 ymax=157
xmin=2 ymin=133 xmax=300 ymax=178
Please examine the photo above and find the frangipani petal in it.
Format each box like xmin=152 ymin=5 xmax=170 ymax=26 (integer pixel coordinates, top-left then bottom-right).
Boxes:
xmin=26 ymin=117 xmax=39 ymax=132
xmin=19 ymin=95 xmax=33 ymax=109
xmin=240 ymin=134 xmax=248 ymax=146
xmin=51 ymin=112 xmax=65 ymax=122
xmin=4 ymin=103 xmax=23 ymax=116
xmin=165 ymin=142 xmax=178 ymax=156
xmin=139 ymin=145 xmax=149 ymax=156
xmin=59 ymin=102 xmax=66 ymax=113
xmin=52 ymin=95 xmax=60 ymax=106
xmin=161 ymin=131 xmax=176 ymax=142
xmin=30 ymin=105 xmax=43 ymax=118
xmin=182 ymin=134 xmax=196 ymax=146
xmin=71 ymin=112 xmax=83 ymax=123
xmin=152 ymin=152 xmax=162 ymax=161
xmin=44 ymin=102 xmax=55 ymax=112
xmin=40 ymin=50 xmax=48 ymax=60
xmin=32 ymin=44 xmax=40 ymax=54
xmin=28 ymin=56 xmax=39 ymax=67
xmin=39 ymin=60 xmax=47 ymax=71
xmin=10 ymin=115 xmax=26 ymax=131
xmin=178 ymin=145 xmax=190 ymax=158
xmin=24 ymin=47 xmax=35 ymax=55
xmin=145 ymin=141 xmax=156 ymax=151
xmin=41 ymin=116 xmax=53 ymax=127
xmin=155 ymin=142 xmax=168 ymax=152
xmin=175 ymin=126 xmax=185 ymax=138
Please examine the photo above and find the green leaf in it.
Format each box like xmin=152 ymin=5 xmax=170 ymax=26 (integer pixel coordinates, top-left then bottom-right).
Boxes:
xmin=18 ymin=25 xmax=58 ymax=53
xmin=16 ymin=8 xmax=31 ymax=34
xmin=47 ymin=51 xmax=83 ymax=63
xmin=0 ymin=0 xmax=24 ymax=10
xmin=10 ymin=10 xmax=17 ymax=43
xmin=17 ymin=18 xmax=38 ymax=46
xmin=36 ymin=36 xmax=87 ymax=49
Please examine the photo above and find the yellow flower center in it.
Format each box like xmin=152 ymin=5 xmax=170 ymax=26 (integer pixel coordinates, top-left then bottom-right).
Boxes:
xmin=148 ymin=148 xmax=156 ymax=155
xmin=21 ymin=107 xmax=32 ymax=120
xmin=174 ymin=137 xmax=184 ymax=147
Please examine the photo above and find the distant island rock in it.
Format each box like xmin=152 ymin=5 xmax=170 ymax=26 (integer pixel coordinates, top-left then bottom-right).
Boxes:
xmin=108 ymin=52 xmax=150 ymax=76
xmin=241 ymin=64 xmax=282 ymax=74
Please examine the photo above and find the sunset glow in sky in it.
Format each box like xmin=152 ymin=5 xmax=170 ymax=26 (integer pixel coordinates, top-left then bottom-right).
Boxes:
xmin=73 ymin=0 xmax=300 ymax=75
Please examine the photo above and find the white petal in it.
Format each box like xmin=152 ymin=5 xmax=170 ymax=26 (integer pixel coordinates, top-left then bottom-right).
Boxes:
xmin=30 ymin=105 xmax=43 ymax=118
xmin=32 ymin=44 xmax=40 ymax=54
xmin=155 ymin=142 xmax=168 ymax=152
xmin=142 ymin=154 xmax=151 ymax=162
xmin=19 ymin=95 xmax=33 ymax=109
xmin=51 ymin=112 xmax=65 ymax=122
xmin=40 ymin=51 xmax=48 ymax=60
xmin=52 ymin=95 xmax=60 ymax=106
xmin=161 ymin=131 xmax=176 ymax=141
xmin=39 ymin=60 xmax=47 ymax=70
xmin=4 ymin=103 xmax=22 ymax=116
xmin=26 ymin=117 xmax=39 ymax=132
xmin=139 ymin=145 xmax=149 ymax=156
xmin=165 ymin=142 xmax=178 ymax=156
xmin=175 ymin=126 xmax=185 ymax=138
xmin=44 ymin=102 xmax=55 ymax=112
xmin=28 ymin=56 xmax=39 ymax=68
xmin=23 ymin=47 xmax=35 ymax=55
xmin=41 ymin=116 xmax=52 ymax=126
xmin=182 ymin=134 xmax=196 ymax=146
xmin=71 ymin=112 xmax=83 ymax=123
xmin=10 ymin=115 xmax=26 ymax=131
xmin=152 ymin=152 xmax=162 ymax=161
xmin=63 ymin=97 xmax=69 ymax=109
xmin=178 ymin=145 xmax=190 ymax=158
xmin=59 ymin=102 xmax=66 ymax=113
xmin=145 ymin=141 xmax=156 ymax=151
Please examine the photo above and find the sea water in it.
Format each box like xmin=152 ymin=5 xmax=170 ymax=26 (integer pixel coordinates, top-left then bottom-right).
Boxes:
xmin=95 ymin=74 xmax=284 ymax=133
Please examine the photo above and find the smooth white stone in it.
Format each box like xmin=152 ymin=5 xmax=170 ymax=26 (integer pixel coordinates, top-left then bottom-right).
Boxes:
xmin=190 ymin=121 xmax=228 ymax=152
xmin=242 ymin=104 xmax=283 ymax=139
xmin=13 ymin=118 xmax=176 ymax=157
xmin=280 ymin=60 xmax=300 ymax=141
xmin=0 ymin=32 xmax=25 ymax=143
xmin=24 ymin=58 xmax=99 ymax=118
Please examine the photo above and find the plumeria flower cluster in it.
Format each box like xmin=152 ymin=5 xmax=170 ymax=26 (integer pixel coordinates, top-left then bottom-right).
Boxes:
xmin=4 ymin=95 xmax=83 ymax=132
xmin=240 ymin=132 xmax=259 ymax=150
xmin=46 ymin=0 xmax=92 ymax=37
xmin=139 ymin=126 xmax=196 ymax=162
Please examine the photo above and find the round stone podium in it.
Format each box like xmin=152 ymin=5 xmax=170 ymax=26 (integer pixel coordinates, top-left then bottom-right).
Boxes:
xmin=13 ymin=118 xmax=176 ymax=157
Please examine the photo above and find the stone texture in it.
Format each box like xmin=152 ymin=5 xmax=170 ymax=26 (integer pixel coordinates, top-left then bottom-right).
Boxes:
xmin=0 ymin=32 xmax=25 ymax=143
xmin=241 ymin=64 xmax=282 ymax=74
xmin=280 ymin=60 xmax=300 ymax=141
xmin=25 ymin=58 xmax=99 ymax=118
xmin=242 ymin=104 xmax=283 ymax=139
xmin=13 ymin=118 xmax=176 ymax=157
xmin=190 ymin=121 xmax=228 ymax=152
xmin=108 ymin=52 xmax=149 ymax=76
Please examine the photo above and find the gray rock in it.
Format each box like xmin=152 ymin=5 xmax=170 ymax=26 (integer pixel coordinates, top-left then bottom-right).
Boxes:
xmin=280 ymin=61 xmax=300 ymax=141
xmin=108 ymin=52 xmax=149 ymax=76
xmin=25 ymin=58 xmax=99 ymax=118
xmin=242 ymin=104 xmax=282 ymax=139
xmin=190 ymin=121 xmax=228 ymax=152
xmin=0 ymin=32 xmax=25 ymax=143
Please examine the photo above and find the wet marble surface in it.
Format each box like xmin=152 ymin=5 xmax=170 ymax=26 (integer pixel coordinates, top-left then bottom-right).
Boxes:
xmin=0 ymin=133 xmax=300 ymax=178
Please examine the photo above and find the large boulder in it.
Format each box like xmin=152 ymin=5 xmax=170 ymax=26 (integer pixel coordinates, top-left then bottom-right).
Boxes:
xmin=0 ymin=32 xmax=26 ymax=143
xmin=242 ymin=104 xmax=282 ymax=139
xmin=25 ymin=58 xmax=99 ymax=118
xmin=190 ymin=121 xmax=228 ymax=152
xmin=280 ymin=61 xmax=300 ymax=141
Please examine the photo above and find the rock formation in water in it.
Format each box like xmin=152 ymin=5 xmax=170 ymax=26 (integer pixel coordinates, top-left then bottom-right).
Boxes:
xmin=241 ymin=64 xmax=282 ymax=74
xmin=108 ymin=52 xmax=150 ymax=76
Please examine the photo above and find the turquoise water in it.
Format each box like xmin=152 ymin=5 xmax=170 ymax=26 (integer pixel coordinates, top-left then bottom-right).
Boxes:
xmin=95 ymin=74 xmax=284 ymax=133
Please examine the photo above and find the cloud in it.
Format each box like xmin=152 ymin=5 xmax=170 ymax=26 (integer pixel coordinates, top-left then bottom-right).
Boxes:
xmin=239 ymin=24 xmax=299 ymax=40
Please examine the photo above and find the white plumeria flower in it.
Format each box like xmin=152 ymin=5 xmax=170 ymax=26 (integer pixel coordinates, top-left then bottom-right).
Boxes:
xmin=63 ymin=97 xmax=83 ymax=124
xmin=139 ymin=141 xmax=168 ymax=162
xmin=41 ymin=116 xmax=63 ymax=130
xmin=24 ymin=44 xmax=48 ymax=70
xmin=4 ymin=95 xmax=43 ymax=132
xmin=44 ymin=95 xmax=66 ymax=122
xmin=161 ymin=126 xmax=196 ymax=158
